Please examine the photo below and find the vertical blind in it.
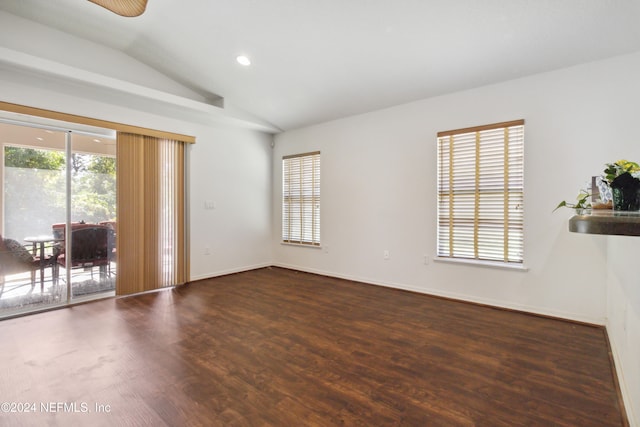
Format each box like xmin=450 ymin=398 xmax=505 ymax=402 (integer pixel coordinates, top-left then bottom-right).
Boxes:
xmin=116 ymin=133 xmax=187 ymax=295
xmin=437 ymin=120 xmax=524 ymax=264
xmin=282 ymin=151 xmax=321 ymax=246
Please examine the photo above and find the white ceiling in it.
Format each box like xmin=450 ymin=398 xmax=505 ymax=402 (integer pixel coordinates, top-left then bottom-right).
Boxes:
xmin=2 ymin=0 xmax=640 ymax=131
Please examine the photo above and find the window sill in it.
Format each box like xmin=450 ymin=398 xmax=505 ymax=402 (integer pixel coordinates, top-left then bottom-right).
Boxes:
xmin=280 ymin=242 xmax=322 ymax=249
xmin=434 ymin=256 xmax=529 ymax=272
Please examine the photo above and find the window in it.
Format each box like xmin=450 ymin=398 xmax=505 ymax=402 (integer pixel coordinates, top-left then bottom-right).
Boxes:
xmin=436 ymin=120 xmax=524 ymax=265
xmin=282 ymin=151 xmax=320 ymax=246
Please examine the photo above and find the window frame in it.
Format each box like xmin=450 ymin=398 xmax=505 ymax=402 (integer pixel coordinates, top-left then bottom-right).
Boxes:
xmin=282 ymin=151 xmax=321 ymax=247
xmin=436 ymin=120 xmax=525 ymax=268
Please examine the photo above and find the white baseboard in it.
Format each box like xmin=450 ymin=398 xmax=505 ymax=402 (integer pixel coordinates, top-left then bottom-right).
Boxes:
xmin=190 ymin=262 xmax=272 ymax=282
xmin=606 ymin=323 xmax=637 ymax=427
xmin=272 ymin=262 xmax=606 ymax=325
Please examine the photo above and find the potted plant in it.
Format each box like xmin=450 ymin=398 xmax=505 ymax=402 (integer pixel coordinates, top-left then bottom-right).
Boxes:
xmin=555 ymin=159 xmax=640 ymax=212
xmin=554 ymin=189 xmax=591 ymax=212
xmin=603 ymin=160 xmax=640 ymax=211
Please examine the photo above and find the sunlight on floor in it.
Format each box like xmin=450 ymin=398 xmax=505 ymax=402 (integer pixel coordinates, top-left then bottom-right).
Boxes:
xmin=0 ymin=267 xmax=115 ymax=317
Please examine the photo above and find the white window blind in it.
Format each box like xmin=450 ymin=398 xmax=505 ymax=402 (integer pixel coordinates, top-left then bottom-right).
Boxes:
xmin=282 ymin=151 xmax=321 ymax=246
xmin=437 ymin=120 xmax=524 ymax=264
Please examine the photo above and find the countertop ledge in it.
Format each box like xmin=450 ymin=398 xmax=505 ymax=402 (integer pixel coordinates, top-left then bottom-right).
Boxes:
xmin=569 ymin=210 xmax=640 ymax=236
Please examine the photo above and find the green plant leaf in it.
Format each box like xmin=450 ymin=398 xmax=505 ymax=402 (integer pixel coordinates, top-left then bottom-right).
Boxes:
xmin=553 ymin=200 xmax=567 ymax=212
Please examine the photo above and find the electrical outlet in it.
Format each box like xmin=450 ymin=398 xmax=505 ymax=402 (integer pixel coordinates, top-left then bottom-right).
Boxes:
xmin=204 ymin=246 xmax=211 ymax=255
xmin=424 ymin=254 xmax=429 ymax=265
xmin=383 ymin=250 xmax=390 ymax=260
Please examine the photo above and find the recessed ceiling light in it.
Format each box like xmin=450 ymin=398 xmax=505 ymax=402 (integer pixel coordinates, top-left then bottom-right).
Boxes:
xmin=236 ymin=55 xmax=251 ymax=66
xmin=36 ymin=137 xmax=44 ymax=141
xmin=93 ymin=139 xmax=102 ymax=143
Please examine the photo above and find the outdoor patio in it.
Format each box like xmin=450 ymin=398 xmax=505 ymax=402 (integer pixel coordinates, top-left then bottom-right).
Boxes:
xmin=0 ymin=265 xmax=115 ymax=314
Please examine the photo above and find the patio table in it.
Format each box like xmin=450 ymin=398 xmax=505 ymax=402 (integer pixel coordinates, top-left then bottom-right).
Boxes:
xmin=24 ymin=235 xmax=62 ymax=288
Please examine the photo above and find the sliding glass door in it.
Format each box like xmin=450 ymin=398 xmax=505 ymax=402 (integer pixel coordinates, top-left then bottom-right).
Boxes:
xmin=0 ymin=117 xmax=116 ymax=317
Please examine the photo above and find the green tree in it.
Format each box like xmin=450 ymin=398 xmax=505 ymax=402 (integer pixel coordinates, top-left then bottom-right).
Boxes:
xmin=72 ymin=154 xmax=116 ymax=223
xmin=4 ymin=147 xmax=116 ymax=237
xmin=88 ymin=156 xmax=116 ymax=176
xmin=5 ymin=147 xmax=65 ymax=170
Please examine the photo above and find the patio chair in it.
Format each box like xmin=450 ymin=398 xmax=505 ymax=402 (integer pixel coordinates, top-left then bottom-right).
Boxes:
xmin=56 ymin=225 xmax=114 ymax=280
xmin=0 ymin=236 xmax=56 ymax=295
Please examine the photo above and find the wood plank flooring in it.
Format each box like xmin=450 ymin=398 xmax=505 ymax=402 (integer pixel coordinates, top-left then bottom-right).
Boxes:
xmin=0 ymin=267 xmax=626 ymax=426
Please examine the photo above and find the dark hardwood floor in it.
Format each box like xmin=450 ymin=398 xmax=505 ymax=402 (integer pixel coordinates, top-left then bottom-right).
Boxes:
xmin=0 ymin=267 xmax=626 ymax=426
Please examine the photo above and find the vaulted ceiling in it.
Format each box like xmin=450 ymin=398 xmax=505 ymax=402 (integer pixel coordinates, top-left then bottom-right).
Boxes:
xmin=2 ymin=0 xmax=640 ymax=131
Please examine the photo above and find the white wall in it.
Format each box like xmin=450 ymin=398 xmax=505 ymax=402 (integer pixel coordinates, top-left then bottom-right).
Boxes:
xmin=273 ymin=51 xmax=640 ymax=324
xmin=189 ymin=125 xmax=273 ymax=280
xmin=607 ymin=236 xmax=640 ymax=426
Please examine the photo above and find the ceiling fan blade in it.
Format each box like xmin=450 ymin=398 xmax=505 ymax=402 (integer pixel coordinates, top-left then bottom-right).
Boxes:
xmin=88 ymin=0 xmax=148 ymax=17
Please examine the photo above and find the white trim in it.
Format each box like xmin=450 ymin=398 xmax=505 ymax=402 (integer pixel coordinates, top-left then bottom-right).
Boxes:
xmin=280 ymin=242 xmax=322 ymax=249
xmin=271 ymin=262 xmax=604 ymax=325
xmin=434 ymin=256 xmax=529 ymax=271
xmin=606 ymin=323 xmax=637 ymax=427
xmin=189 ymin=262 xmax=272 ymax=282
